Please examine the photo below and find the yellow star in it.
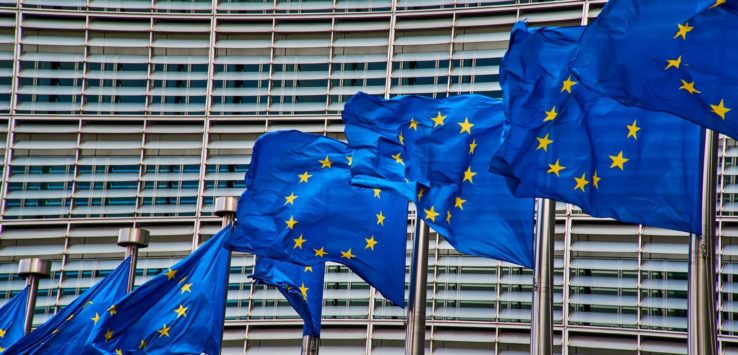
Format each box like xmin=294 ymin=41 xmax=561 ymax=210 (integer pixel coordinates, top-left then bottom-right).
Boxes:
xmin=454 ymin=197 xmax=466 ymax=210
xmin=104 ymin=329 xmax=114 ymax=342
xmin=115 ymin=349 xmax=123 ymax=355
xmin=157 ymin=324 xmax=171 ymax=337
xmin=298 ymin=171 xmax=312 ymax=183
xmin=319 ymin=155 xmax=332 ymax=168
xmin=547 ymin=159 xmax=566 ymax=176
xmin=398 ymin=132 xmax=405 ymax=146
xmin=66 ymin=314 xmax=75 ymax=321
xmin=665 ymin=55 xmax=682 ymax=70
xmin=431 ymin=112 xmax=446 ymax=127
xmin=0 ymin=328 xmax=5 ymax=338
xmin=468 ymin=139 xmax=478 ymax=154
xmin=445 ymin=210 xmax=452 ymax=224
xmin=293 ymin=234 xmax=307 ymax=249
xmin=457 ymin=117 xmax=474 ymax=134
xmin=674 ymin=22 xmax=693 ymax=40
xmin=365 ymin=236 xmax=378 ymax=251
xmin=409 ymin=118 xmax=418 ymax=130
xmin=679 ymin=79 xmax=701 ymax=94
xmin=560 ymin=75 xmax=577 ymax=94
xmin=592 ymin=170 xmax=601 ymax=189
xmin=417 ymin=187 xmax=426 ymax=200
xmin=164 ymin=268 xmax=177 ymax=281
xmin=91 ymin=313 xmax=100 ymax=324
xmin=174 ymin=304 xmax=188 ymax=318
xmin=373 ymin=189 xmax=381 ymax=199
xmin=83 ymin=300 xmax=94 ymax=308
xmin=609 ymin=151 xmax=629 ymax=170
xmin=543 ymin=106 xmax=558 ymax=122
xmin=711 ymin=99 xmax=731 ymax=120
xmin=536 ymin=133 xmax=554 ymax=152
xmin=178 ymin=276 xmax=188 ymax=284
xmin=376 ymin=211 xmax=385 ymax=226
xmin=304 ymin=266 xmax=313 ymax=272
xmin=107 ymin=305 xmax=117 ymax=316
xmin=285 ymin=216 xmax=298 ymax=230
xmin=340 ymin=248 xmax=356 ymax=260
xmin=139 ymin=339 xmax=148 ymax=349
xmin=346 ymin=155 xmax=352 ymax=166
xmin=284 ymin=192 xmax=298 ymax=205
xmin=710 ymin=0 xmax=726 ymax=8
xmin=314 ymin=247 xmax=327 ymax=258
xmin=392 ymin=152 xmax=404 ymax=165
xmin=180 ymin=283 xmax=192 ymax=294
xmin=463 ymin=166 xmax=477 ymax=183
xmin=626 ymin=120 xmax=641 ymax=139
xmin=299 ymin=283 xmax=309 ymax=300
xmin=0 ymin=347 xmax=4 ymax=353
xmin=574 ymin=173 xmax=590 ymax=192
xmin=424 ymin=206 xmax=440 ymax=222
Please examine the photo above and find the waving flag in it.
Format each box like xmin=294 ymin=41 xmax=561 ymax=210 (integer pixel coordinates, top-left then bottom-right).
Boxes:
xmin=491 ymin=22 xmax=704 ymax=234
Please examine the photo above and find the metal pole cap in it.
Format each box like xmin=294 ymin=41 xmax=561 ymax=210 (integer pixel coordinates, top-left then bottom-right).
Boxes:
xmin=214 ymin=196 xmax=239 ymax=217
xmin=117 ymin=228 xmax=150 ymax=248
xmin=17 ymin=258 xmax=50 ymax=278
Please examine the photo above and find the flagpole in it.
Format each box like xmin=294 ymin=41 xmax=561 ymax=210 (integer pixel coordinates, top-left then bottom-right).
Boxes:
xmin=405 ymin=210 xmax=430 ymax=355
xmin=17 ymin=258 xmax=49 ymax=335
xmin=214 ymin=197 xmax=248 ymax=353
xmin=117 ymin=228 xmax=150 ymax=293
xmin=530 ymin=198 xmax=555 ymax=355
xmin=688 ymin=129 xmax=718 ymax=355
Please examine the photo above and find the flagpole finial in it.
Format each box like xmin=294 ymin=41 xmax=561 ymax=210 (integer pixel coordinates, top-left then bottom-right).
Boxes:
xmin=117 ymin=228 xmax=150 ymax=249
xmin=17 ymin=258 xmax=50 ymax=336
xmin=17 ymin=258 xmax=50 ymax=278
xmin=214 ymin=196 xmax=239 ymax=217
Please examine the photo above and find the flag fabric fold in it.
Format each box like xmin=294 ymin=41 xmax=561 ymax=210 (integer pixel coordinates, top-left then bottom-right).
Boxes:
xmin=343 ymin=92 xmax=535 ymax=268
xmin=251 ymin=257 xmax=324 ymax=337
xmin=0 ymin=286 xmax=29 ymax=352
xmin=571 ymin=0 xmax=738 ymax=139
xmin=225 ymin=130 xmax=408 ymax=306
xmin=90 ymin=227 xmax=231 ymax=355
xmin=6 ymin=258 xmax=131 ymax=355
xmin=490 ymin=22 xmax=704 ymax=234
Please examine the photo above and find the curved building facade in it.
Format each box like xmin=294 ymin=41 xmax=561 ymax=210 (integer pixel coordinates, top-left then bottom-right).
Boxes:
xmin=0 ymin=0 xmax=737 ymax=353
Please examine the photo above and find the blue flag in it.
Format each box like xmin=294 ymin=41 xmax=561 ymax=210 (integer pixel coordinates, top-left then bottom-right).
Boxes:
xmin=490 ymin=22 xmax=704 ymax=234
xmin=6 ymin=258 xmax=131 ymax=355
xmin=90 ymin=226 xmax=231 ymax=354
xmin=0 ymin=286 xmax=29 ymax=352
xmin=571 ymin=0 xmax=738 ymax=139
xmin=225 ymin=130 xmax=408 ymax=306
xmin=251 ymin=257 xmax=324 ymax=337
xmin=343 ymin=93 xmax=535 ymax=268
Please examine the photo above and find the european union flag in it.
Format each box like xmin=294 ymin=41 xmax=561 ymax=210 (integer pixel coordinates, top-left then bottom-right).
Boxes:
xmin=0 ymin=286 xmax=29 ymax=352
xmin=343 ymin=93 xmax=536 ymax=268
xmin=90 ymin=226 xmax=231 ymax=354
xmin=251 ymin=257 xmax=324 ymax=337
xmin=571 ymin=0 xmax=738 ymax=139
xmin=490 ymin=22 xmax=704 ymax=234
xmin=6 ymin=258 xmax=130 ymax=354
xmin=225 ymin=130 xmax=408 ymax=306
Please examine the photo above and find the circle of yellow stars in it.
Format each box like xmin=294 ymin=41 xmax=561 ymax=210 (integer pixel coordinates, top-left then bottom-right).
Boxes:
xmin=397 ymin=110 xmax=481 ymax=226
xmin=665 ymin=4 xmax=730 ymax=121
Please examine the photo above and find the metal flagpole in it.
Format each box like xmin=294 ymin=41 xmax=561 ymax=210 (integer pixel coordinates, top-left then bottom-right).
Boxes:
xmin=405 ymin=210 xmax=430 ymax=355
xmin=214 ymin=197 xmax=255 ymax=354
xmin=688 ymin=129 xmax=718 ymax=355
xmin=530 ymin=198 xmax=555 ymax=355
xmin=117 ymin=228 xmax=150 ymax=293
xmin=17 ymin=258 xmax=50 ymax=335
